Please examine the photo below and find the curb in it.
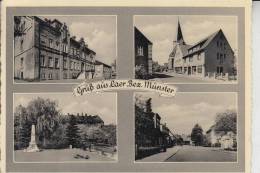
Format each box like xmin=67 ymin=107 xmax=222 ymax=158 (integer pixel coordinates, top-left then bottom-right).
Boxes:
xmin=164 ymin=147 xmax=180 ymax=161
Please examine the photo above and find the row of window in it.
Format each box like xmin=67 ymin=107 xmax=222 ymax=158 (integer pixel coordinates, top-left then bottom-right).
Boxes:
xmin=40 ymin=55 xmax=94 ymax=71
xmin=41 ymin=35 xmax=69 ymax=52
xmin=41 ymin=73 xmax=53 ymax=80
xmin=137 ymin=46 xmax=144 ymax=56
xmin=40 ymin=55 xmax=59 ymax=68
xmin=217 ymin=41 xmax=227 ymax=49
xmin=183 ymin=65 xmax=203 ymax=74
xmin=217 ymin=53 xmax=226 ymax=64
xmin=184 ymin=53 xmax=202 ymax=63
xmin=40 ymin=36 xmax=94 ymax=61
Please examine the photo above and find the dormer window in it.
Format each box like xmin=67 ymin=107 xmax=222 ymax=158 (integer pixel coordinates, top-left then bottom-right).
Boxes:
xmin=137 ymin=46 xmax=144 ymax=56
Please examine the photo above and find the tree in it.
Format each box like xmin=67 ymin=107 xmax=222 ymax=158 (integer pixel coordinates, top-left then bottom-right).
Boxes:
xmin=66 ymin=114 xmax=80 ymax=148
xmin=26 ymin=97 xmax=59 ymax=147
xmin=214 ymin=110 xmax=237 ymax=134
xmin=14 ymin=105 xmax=31 ymax=150
xmin=191 ymin=124 xmax=204 ymax=146
xmin=135 ymin=65 xmax=148 ymax=79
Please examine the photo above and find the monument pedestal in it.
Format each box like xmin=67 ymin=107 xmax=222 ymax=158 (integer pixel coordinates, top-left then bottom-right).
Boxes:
xmin=25 ymin=124 xmax=40 ymax=152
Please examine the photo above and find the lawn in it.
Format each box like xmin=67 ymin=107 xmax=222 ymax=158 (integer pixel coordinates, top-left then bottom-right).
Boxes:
xmin=14 ymin=148 xmax=117 ymax=162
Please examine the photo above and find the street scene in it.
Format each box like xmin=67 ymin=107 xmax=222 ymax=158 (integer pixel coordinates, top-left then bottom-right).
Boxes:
xmin=14 ymin=93 xmax=117 ymax=162
xmin=14 ymin=16 xmax=117 ymax=83
xmin=135 ymin=92 xmax=237 ymax=162
xmin=134 ymin=15 xmax=238 ymax=83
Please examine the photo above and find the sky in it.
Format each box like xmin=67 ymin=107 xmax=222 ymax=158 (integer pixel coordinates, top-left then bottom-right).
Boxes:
xmin=135 ymin=15 xmax=238 ymax=65
xmin=42 ymin=16 xmax=117 ymax=65
xmin=14 ymin=92 xmax=117 ymax=125
xmin=136 ymin=92 xmax=237 ymax=135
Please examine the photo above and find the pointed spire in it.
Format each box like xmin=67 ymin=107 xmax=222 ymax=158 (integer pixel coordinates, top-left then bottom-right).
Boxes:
xmin=177 ymin=19 xmax=185 ymax=45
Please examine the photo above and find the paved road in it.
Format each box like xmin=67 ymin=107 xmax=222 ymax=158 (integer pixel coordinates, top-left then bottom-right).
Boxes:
xmin=166 ymin=146 xmax=237 ymax=162
xmin=151 ymin=72 xmax=235 ymax=84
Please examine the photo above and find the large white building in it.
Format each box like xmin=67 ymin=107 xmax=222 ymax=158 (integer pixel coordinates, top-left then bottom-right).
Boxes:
xmin=168 ymin=20 xmax=236 ymax=79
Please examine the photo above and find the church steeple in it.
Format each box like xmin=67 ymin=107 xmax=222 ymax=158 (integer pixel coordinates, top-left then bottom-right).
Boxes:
xmin=176 ymin=19 xmax=185 ymax=45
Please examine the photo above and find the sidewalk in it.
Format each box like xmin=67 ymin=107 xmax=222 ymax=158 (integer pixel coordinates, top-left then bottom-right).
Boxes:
xmin=136 ymin=146 xmax=180 ymax=162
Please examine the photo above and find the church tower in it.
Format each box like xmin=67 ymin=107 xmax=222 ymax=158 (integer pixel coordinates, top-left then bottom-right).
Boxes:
xmin=176 ymin=20 xmax=185 ymax=45
xmin=168 ymin=19 xmax=187 ymax=72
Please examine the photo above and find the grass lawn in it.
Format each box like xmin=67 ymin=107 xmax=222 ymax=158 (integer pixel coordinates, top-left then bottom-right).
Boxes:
xmin=14 ymin=148 xmax=117 ymax=162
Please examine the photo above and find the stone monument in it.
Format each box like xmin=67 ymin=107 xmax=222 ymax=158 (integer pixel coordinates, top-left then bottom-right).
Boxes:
xmin=25 ymin=124 xmax=40 ymax=152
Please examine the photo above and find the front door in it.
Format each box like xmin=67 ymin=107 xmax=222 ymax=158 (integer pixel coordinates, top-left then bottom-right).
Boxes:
xmin=20 ymin=71 xmax=23 ymax=79
xmin=188 ymin=67 xmax=191 ymax=75
xmin=217 ymin=66 xmax=223 ymax=74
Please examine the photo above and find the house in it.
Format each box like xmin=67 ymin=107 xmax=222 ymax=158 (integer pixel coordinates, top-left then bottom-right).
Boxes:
xmin=94 ymin=60 xmax=112 ymax=79
xmin=168 ymin=20 xmax=236 ymax=79
xmin=14 ymin=16 xmax=96 ymax=81
xmin=206 ymin=125 xmax=236 ymax=149
xmin=135 ymin=27 xmax=153 ymax=77
xmin=219 ymin=131 xmax=236 ymax=149
xmin=181 ymin=134 xmax=192 ymax=145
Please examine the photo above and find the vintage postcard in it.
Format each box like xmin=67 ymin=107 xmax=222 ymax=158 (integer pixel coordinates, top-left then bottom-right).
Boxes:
xmin=135 ymin=92 xmax=237 ymax=162
xmin=0 ymin=0 xmax=251 ymax=173
xmin=134 ymin=15 xmax=238 ymax=84
xmin=13 ymin=15 xmax=117 ymax=84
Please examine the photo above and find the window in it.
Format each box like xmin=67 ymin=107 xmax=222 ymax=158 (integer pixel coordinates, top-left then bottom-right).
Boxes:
xmin=137 ymin=46 xmax=144 ymax=56
xmin=189 ymin=57 xmax=193 ymax=62
xmin=224 ymin=54 xmax=226 ymax=60
xmin=48 ymin=57 xmax=54 ymax=67
xmin=48 ymin=73 xmax=53 ymax=79
xmin=41 ymin=39 xmax=46 ymax=45
xmin=64 ymin=59 xmax=67 ymax=69
xmin=197 ymin=53 xmax=201 ymax=60
xmin=41 ymin=73 xmax=45 ymax=79
xmin=224 ymin=43 xmax=226 ymax=49
xmin=56 ymin=41 xmax=60 ymax=49
xmin=220 ymin=54 xmax=224 ymax=64
xmin=49 ymin=39 xmax=53 ymax=48
xmin=75 ymin=62 xmax=78 ymax=70
xmin=217 ymin=53 xmax=219 ymax=60
xmin=70 ymin=61 xmax=73 ymax=70
xmin=54 ymin=58 xmax=59 ymax=68
xmin=40 ymin=55 xmax=45 ymax=67
xmin=20 ymin=39 xmax=24 ymax=51
xmin=63 ymin=44 xmax=67 ymax=52
xmin=217 ymin=41 xmax=219 ymax=47
xmin=184 ymin=58 xmax=186 ymax=63
xmin=20 ymin=57 xmax=24 ymax=68
xmin=197 ymin=65 xmax=202 ymax=73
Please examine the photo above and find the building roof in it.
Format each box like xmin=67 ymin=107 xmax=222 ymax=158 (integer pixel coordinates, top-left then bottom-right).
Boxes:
xmin=33 ymin=16 xmax=96 ymax=55
xmin=183 ymin=29 xmax=221 ymax=57
xmin=70 ymin=37 xmax=96 ymax=55
xmin=95 ymin=60 xmax=111 ymax=68
xmin=169 ymin=44 xmax=191 ymax=57
xmin=134 ymin=27 xmax=153 ymax=45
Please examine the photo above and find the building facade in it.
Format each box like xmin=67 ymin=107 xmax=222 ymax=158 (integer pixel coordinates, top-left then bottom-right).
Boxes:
xmin=168 ymin=20 xmax=236 ymax=79
xmin=135 ymin=95 xmax=174 ymax=159
xmin=14 ymin=16 xmax=96 ymax=81
xmin=135 ymin=27 xmax=153 ymax=76
xmin=94 ymin=60 xmax=112 ymax=79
